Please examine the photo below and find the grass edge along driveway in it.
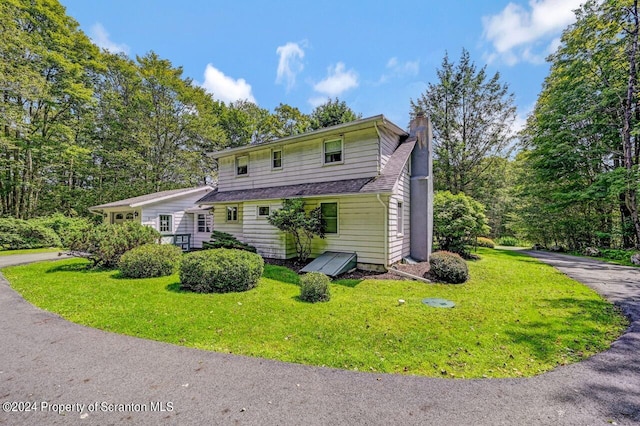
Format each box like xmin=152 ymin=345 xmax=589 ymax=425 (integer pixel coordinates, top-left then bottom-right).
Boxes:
xmin=2 ymin=248 xmax=628 ymax=379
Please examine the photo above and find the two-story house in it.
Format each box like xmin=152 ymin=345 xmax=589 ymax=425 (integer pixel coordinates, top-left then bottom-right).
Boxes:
xmin=198 ymin=114 xmax=433 ymax=271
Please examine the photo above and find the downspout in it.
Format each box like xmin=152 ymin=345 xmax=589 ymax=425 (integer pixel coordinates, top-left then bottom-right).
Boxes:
xmin=376 ymin=193 xmax=389 ymax=268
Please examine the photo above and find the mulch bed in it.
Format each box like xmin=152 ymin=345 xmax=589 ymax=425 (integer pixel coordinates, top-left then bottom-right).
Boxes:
xmin=263 ymin=257 xmax=430 ymax=281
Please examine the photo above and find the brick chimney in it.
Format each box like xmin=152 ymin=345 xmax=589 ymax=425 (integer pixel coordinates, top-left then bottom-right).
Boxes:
xmin=409 ymin=112 xmax=433 ymax=262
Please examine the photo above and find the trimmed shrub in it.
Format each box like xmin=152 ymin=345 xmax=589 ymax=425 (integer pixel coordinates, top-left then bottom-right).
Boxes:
xmin=73 ymin=221 xmax=161 ymax=268
xmin=118 ymin=244 xmax=182 ymax=278
xmin=476 ymin=237 xmax=496 ymax=248
xmin=299 ymin=272 xmax=331 ymax=303
xmin=203 ymin=231 xmax=257 ymax=253
xmin=427 ymin=251 xmax=469 ymax=284
xmin=31 ymin=214 xmax=93 ymax=249
xmin=180 ymin=249 xmax=264 ymax=293
xmin=497 ymin=236 xmax=519 ymax=247
xmin=0 ymin=218 xmax=61 ymax=249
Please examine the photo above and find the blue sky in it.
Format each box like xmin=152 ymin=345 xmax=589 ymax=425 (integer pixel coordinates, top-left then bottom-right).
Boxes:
xmin=59 ymin=0 xmax=583 ymax=130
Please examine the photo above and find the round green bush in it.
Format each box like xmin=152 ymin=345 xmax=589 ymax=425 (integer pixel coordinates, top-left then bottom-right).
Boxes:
xmin=118 ymin=244 xmax=182 ymax=278
xmin=299 ymin=272 xmax=331 ymax=303
xmin=476 ymin=237 xmax=496 ymax=248
xmin=428 ymin=251 xmax=469 ymax=284
xmin=180 ymin=248 xmax=264 ymax=293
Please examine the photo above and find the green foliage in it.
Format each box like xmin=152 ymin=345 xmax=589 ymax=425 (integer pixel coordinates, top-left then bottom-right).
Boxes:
xmin=31 ymin=214 xmax=93 ymax=249
xmin=476 ymin=237 xmax=496 ymax=248
xmin=428 ymin=251 xmax=469 ymax=284
xmin=0 ymin=218 xmax=61 ymax=249
xmin=73 ymin=222 xmax=160 ymax=268
xmin=299 ymin=272 xmax=331 ymax=303
xmin=433 ymin=191 xmax=490 ymax=257
xmin=411 ymin=49 xmax=516 ymax=196
xmin=203 ymin=231 xmax=257 ymax=253
xmin=268 ymin=198 xmax=325 ymax=262
xmin=118 ymin=244 xmax=182 ymax=278
xmin=180 ymin=249 xmax=264 ymax=293
xmin=309 ymin=98 xmax=361 ymax=130
xmin=6 ymin=248 xmax=627 ymax=378
xmin=497 ymin=236 xmax=519 ymax=247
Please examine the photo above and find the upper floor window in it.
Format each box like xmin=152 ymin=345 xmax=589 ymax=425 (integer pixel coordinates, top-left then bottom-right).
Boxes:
xmin=236 ymin=155 xmax=248 ymax=176
xmin=272 ymin=149 xmax=282 ymax=169
xmin=321 ymin=202 xmax=338 ymax=234
xmin=159 ymin=215 xmax=172 ymax=233
xmin=323 ymin=138 xmax=343 ymax=164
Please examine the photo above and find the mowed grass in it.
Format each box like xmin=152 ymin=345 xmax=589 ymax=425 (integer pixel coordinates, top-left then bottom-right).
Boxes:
xmin=0 ymin=247 xmax=62 ymax=256
xmin=3 ymin=248 xmax=627 ymax=378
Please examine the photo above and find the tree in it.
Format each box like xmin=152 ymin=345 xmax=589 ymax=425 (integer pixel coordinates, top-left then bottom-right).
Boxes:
xmin=410 ymin=49 xmax=516 ymax=196
xmin=268 ymin=198 xmax=325 ymax=262
xmin=0 ymin=0 xmax=100 ymax=218
xmin=433 ymin=191 xmax=489 ymax=257
xmin=309 ymin=98 xmax=361 ymax=130
xmin=520 ymin=0 xmax=640 ymax=249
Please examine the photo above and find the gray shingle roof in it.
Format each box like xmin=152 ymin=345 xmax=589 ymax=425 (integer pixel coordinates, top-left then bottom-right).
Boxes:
xmin=198 ymin=139 xmax=416 ymax=204
xmin=90 ymin=186 xmax=212 ymax=210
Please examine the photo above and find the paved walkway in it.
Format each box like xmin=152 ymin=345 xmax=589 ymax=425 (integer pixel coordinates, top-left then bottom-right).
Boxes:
xmin=0 ymin=251 xmax=638 ymax=425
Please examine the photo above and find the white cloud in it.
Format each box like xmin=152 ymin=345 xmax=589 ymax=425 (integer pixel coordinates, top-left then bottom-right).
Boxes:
xmin=377 ymin=57 xmax=420 ymax=84
xmin=276 ymin=42 xmax=306 ymax=91
xmin=312 ymin=62 xmax=359 ymax=97
xmin=201 ymin=64 xmax=256 ymax=104
xmin=482 ymin=0 xmax=583 ymax=65
xmin=89 ymin=23 xmax=129 ymax=55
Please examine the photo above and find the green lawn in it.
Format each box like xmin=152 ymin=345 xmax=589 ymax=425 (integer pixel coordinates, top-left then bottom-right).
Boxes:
xmin=0 ymin=247 xmax=62 ymax=256
xmin=2 ymin=248 xmax=627 ymax=378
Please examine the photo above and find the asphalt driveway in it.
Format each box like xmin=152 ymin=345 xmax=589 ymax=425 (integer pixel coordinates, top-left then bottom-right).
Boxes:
xmin=0 ymin=251 xmax=638 ymax=425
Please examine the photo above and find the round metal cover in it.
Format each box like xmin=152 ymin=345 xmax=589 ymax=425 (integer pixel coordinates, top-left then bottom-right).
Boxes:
xmin=422 ymin=298 xmax=455 ymax=308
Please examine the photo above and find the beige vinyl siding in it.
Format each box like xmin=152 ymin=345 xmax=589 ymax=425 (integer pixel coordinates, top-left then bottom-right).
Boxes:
xmin=379 ymin=125 xmax=401 ymax=170
xmin=218 ymin=128 xmax=380 ymax=191
xmin=241 ymin=202 xmax=289 ymax=258
xmin=306 ymin=195 xmax=386 ymax=265
xmin=211 ymin=203 xmax=244 ymax=240
xmin=388 ymin=163 xmax=411 ymax=264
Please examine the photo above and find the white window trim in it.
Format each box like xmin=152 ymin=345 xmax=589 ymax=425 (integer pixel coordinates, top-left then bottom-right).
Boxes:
xmin=257 ymin=205 xmax=270 ymax=218
xmin=226 ymin=205 xmax=239 ymax=222
xmin=159 ymin=214 xmax=173 ymax=233
xmin=235 ymin=155 xmax=249 ymax=177
xmin=320 ymin=201 xmax=339 ymax=236
xmin=271 ymin=148 xmax=283 ymax=170
xmin=197 ymin=213 xmax=212 ymax=233
xmin=322 ymin=137 xmax=344 ymax=165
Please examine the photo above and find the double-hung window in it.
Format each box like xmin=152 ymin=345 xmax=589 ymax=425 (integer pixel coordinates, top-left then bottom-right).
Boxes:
xmin=321 ymin=202 xmax=338 ymax=234
xmin=323 ymin=139 xmax=343 ymax=164
xmin=272 ymin=149 xmax=282 ymax=169
xmin=197 ymin=214 xmax=211 ymax=233
xmin=236 ymin=155 xmax=248 ymax=176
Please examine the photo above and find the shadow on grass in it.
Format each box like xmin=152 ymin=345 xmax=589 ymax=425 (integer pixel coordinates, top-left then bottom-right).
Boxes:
xmin=263 ymin=265 xmax=300 ymax=285
xmin=503 ymin=297 xmax=626 ymax=362
xmin=332 ymin=278 xmax=362 ymax=288
xmin=46 ymin=262 xmax=97 ymax=273
xmin=166 ymin=282 xmax=186 ymax=293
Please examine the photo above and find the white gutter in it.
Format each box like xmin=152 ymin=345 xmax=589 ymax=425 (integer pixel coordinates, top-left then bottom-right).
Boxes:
xmin=376 ymin=193 xmax=389 ymax=268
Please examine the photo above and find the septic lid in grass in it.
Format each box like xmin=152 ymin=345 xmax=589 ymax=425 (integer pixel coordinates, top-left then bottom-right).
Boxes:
xmin=422 ymin=298 xmax=455 ymax=308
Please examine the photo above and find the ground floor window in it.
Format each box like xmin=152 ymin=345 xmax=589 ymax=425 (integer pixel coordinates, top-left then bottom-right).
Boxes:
xmin=258 ymin=206 xmax=270 ymax=217
xmin=226 ymin=206 xmax=238 ymax=222
xmin=397 ymin=201 xmax=404 ymax=236
xmin=159 ymin=215 xmax=172 ymax=232
xmin=197 ymin=214 xmax=211 ymax=233
xmin=321 ymin=202 xmax=338 ymax=234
